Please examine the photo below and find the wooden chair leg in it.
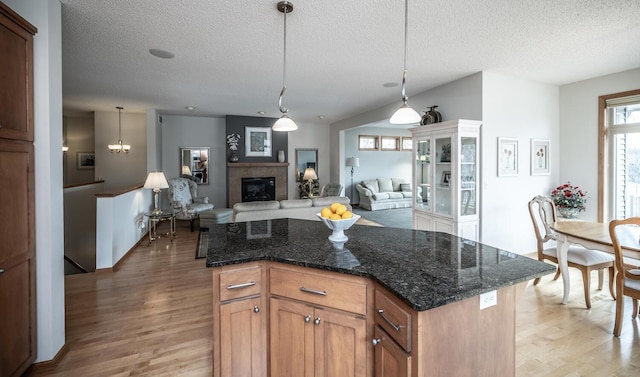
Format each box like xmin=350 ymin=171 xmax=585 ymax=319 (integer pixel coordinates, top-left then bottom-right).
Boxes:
xmin=581 ymin=268 xmax=592 ymax=309
xmin=608 ymin=266 xmax=616 ymax=300
xmin=597 ymin=269 xmax=604 ymax=290
xmin=190 ymin=219 xmax=195 ymax=232
xmin=614 ymin=281 xmax=624 ymax=337
xmin=552 ymin=268 xmax=561 ymax=281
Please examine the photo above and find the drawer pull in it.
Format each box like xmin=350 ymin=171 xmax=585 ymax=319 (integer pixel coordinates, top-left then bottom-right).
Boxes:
xmin=377 ymin=309 xmax=401 ymax=332
xmin=300 ymin=286 xmax=327 ymax=296
xmin=0 ymin=268 xmax=4 ymax=274
xmin=372 ymin=338 xmax=382 ymax=346
xmin=226 ymin=281 xmax=256 ymax=290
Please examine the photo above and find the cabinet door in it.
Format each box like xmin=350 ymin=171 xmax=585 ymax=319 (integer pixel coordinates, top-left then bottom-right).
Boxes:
xmin=0 ymin=140 xmax=36 ymax=376
xmin=270 ymin=298 xmax=315 ymax=377
xmin=314 ymin=307 xmax=367 ymax=377
xmin=219 ymin=296 xmax=266 ymax=377
xmin=0 ymin=5 xmax=35 ymax=142
xmin=373 ymin=326 xmax=411 ymax=377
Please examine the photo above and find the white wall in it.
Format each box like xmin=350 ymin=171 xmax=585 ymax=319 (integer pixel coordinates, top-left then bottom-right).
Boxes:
xmin=286 ymin=121 xmax=331 ymax=199
xmin=5 ymin=0 xmax=65 ymax=363
xmin=63 ymin=115 xmax=95 ymax=185
xmin=94 ymin=110 xmax=147 ymax=189
xmin=559 ymin=67 xmax=640 ymax=222
xmin=482 ymin=72 xmax=559 ymax=252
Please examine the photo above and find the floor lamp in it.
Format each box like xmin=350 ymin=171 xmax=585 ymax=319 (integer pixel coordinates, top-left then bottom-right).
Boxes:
xmin=346 ymin=157 xmax=360 ymax=205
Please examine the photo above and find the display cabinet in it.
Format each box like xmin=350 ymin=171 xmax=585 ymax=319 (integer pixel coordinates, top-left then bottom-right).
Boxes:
xmin=410 ymin=119 xmax=482 ymax=240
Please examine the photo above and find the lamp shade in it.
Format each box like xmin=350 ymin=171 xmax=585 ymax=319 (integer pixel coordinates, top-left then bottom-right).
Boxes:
xmin=144 ymin=172 xmax=169 ymax=189
xmin=390 ymin=104 xmax=421 ymax=125
xmin=303 ymin=167 xmax=317 ymax=181
xmin=273 ymin=114 xmax=298 ymax=131
xmin=346 ymin=157 xmax=360 ymax=168
xmin=181 ymin=165 xmax=192 ymax=175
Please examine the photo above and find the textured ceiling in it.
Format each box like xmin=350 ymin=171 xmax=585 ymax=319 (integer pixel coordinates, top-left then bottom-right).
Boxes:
xmin=60 ymin=0 xmax=640 ymax=124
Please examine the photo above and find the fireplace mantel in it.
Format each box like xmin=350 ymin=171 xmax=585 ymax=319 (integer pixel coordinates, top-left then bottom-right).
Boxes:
xmin=227 ymin=162 xmax=290 ymax=207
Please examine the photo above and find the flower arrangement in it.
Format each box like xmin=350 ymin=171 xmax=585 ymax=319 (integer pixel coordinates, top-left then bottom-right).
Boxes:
xmin=226 ymin=133 xmax=241 ymax=151
xmin=550 ymin=182 xmax=587 ymax=212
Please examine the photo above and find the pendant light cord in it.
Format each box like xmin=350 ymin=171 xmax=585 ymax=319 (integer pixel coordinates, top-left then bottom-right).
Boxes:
xmin=278 ymin=3 xmax=289 ymax=114
xmin=401 ymin=0 xmax=409 ymax=105
xmin=117 ymin=106 xmax=123 ymax=142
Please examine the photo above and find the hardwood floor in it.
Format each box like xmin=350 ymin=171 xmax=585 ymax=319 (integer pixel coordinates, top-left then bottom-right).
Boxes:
xmin=25 ymin=222 xmax=640 ymax=376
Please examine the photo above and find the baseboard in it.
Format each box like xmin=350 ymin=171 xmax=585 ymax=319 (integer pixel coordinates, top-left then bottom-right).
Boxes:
xmin=26 ymin=343 xmax=69 ymax=374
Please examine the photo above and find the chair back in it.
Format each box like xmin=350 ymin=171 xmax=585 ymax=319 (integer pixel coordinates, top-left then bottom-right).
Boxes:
xmin=608 ymin=217 xmax=640 ymax=280
xmin=167 ymin=177 xmax=198 ymax=207
xmin=528 ymin=196 xmax=557 ymax=255
xmin=320 ymin=183 xmax=344 ymax=197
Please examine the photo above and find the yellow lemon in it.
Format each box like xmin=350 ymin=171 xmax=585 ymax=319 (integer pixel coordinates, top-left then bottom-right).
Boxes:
xmin=329 ymin=213 xmax=342 ymax=221
xmin=341 ymin=210 xmax=353 ymax=219
xmin=335 ymin=204 xmax=347 ymax=215
xmin=330 ymin=202 xmax=341 ymax=213
xmin=321 ymin=207 xmax=332 ymax=218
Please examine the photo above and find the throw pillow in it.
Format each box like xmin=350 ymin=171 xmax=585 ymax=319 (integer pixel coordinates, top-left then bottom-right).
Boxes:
xmin=392 ymin=178 xmax=406 ymax=191
xmin=400 ymin=183 xmax=412 ymax=192
xmin=377 ymin=178 xmax=394 ymax=193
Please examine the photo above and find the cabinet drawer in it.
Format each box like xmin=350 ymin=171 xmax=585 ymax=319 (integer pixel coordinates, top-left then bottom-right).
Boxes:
xmin=374 ymin=289 xmax=411 ymax=352
xmin=270 ymin=266 xmax=367 ymax=315
xmin=219 ymin=265 xmax=262 ymax=301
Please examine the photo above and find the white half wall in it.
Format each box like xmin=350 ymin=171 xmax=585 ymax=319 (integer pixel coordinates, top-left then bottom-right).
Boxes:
xmin=559 ymin=67 xmax=640 ymax=222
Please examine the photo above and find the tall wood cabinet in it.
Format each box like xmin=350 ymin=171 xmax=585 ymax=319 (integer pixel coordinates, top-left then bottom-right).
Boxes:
xmin=0 ymin=3 xmax=37 ymax=377
xmin=410 ymin=119 xmax=482 ymax=240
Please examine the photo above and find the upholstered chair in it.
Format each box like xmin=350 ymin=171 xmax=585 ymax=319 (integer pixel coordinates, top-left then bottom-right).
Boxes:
xmin=167 ymin=177 xmax=214 ymax=231
xmin=320 ymin=183 xmax=344 ymax=197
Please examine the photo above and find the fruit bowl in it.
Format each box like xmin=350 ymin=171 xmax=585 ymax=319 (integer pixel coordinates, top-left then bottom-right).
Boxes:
xmin=316 ymin=213 xmax=361 ymax=242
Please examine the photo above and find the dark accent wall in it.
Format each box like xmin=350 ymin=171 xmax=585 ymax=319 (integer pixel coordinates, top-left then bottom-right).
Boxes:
xmin=225 ymin=115 xmax=288 ymax=163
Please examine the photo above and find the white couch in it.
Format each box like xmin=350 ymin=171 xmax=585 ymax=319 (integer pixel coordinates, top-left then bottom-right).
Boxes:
xmin=232 ymin=196 xmax=352 ymax=222
xmin=355 ymin=178 xmax=417 ymax=211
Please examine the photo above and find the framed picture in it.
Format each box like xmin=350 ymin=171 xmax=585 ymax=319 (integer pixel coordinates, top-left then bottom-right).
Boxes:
xmin=358 ymin=135 xmax=379 ymax=151
xmin=441 ymin=170 xmax=451 ymax=187
xmin=77 ymin=152 xmax=95 ymax=170
xmin=381 ymin=136 xmax=400 ymax=151
xmin=497 ymin=137 xmax=518 ymax=176
xmin=531 ymin=139 xmax=550 ymax=175
xmin=245 ymin=126 xmax=272 ymax=157
xmin=401 ymin=137 xmax=412 ymax=151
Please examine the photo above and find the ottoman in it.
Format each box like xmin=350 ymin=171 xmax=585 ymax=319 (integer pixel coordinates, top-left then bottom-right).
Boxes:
xmin=199 ymin=208 xmax=232 ymax=228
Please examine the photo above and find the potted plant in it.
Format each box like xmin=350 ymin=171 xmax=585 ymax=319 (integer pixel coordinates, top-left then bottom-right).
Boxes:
xmin=550 ymin=182 xmax=587 ymax=218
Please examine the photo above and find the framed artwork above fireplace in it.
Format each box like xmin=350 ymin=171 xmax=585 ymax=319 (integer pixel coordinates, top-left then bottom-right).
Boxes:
xmin=245 ymin=126 xmax=272 ymax=157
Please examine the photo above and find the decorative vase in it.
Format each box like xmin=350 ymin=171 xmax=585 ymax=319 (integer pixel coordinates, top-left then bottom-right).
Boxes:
xmin=278 ymin=150 xmax=285 ymax=163
xmin=557 ymin=207 xmax=580 ymax=219
xmin=228 ymin=150 xmax=239 ymax=163
xmin=420 ymin=105 xmax=442 ymax=125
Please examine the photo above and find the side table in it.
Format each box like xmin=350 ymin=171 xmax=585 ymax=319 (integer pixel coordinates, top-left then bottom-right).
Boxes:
xmin=145 ymin=209 xmax=179 ymax=244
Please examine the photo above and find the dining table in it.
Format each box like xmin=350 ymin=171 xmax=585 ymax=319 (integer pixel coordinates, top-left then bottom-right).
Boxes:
xmin=551 ymin=221 xmax=640 ymax=305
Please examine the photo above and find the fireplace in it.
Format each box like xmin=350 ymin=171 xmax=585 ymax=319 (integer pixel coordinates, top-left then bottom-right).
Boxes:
xmin=242 ymin=177 xmax=276 ymax=202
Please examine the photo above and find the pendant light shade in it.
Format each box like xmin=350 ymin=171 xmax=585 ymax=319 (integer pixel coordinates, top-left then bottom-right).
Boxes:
xmin=390 ymin=0 xmax=421 ymax=125
xmin=108 ymin=106 xmax=131 ymax=153
xmin=273 ymin=1 xmax=298 ymax=132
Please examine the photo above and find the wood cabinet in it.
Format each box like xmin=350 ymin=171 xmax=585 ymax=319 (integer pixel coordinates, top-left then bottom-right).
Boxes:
xmin=212 ymin=262 xmax=266 ymax=377
xmin=0 ymin=3 xmax=37 ymax=377
xmin=373 ymin=326 xmax=411 ymax=377
xmin=410 ymin=119 xmax=482 ymax=240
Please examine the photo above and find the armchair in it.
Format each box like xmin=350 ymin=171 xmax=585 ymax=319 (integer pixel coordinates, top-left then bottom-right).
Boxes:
xmin=320 ymin=183 xmax=344 ymax=197
xmin=167 ymin=177 xmax=214 ymax=231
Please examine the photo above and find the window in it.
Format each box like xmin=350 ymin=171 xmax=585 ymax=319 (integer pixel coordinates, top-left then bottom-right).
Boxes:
xmin=599 ymin=90 xmax=640 ymax=221
xmin=358 ymin=135 xmax=379 ymax=151
xmin=381 ymin=136 xmax=400 ymax=151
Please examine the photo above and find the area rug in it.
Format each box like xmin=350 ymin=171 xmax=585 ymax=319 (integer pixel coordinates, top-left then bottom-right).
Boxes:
xmin=352 ymin=207 xmax=412 ymax=229
xmin=195 ymin=228 xmax=209 ymax=259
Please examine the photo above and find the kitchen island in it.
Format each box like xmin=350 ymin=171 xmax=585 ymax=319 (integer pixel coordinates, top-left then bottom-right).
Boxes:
xmin=205 ymin=219 xmax=554 ymax=377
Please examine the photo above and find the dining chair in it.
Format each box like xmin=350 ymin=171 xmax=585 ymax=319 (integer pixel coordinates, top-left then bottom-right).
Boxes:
xmin=608 ymin=217 xmax=640 ymax=336
xmin=528 ymin=195 xmax=615 ymax=309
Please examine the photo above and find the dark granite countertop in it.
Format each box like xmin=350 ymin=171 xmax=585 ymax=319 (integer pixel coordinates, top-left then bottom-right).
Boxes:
xmin=204 ymin=219 xmax=555 ymax=311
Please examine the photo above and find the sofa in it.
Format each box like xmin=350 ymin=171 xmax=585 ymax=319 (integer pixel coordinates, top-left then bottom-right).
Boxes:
xmin=232 ymin=196 xmax=352 ymax=222
xmin=355 ymin=178 xmax=417 ymax=211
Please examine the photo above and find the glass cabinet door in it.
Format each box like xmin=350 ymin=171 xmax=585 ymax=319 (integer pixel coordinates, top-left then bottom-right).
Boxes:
xmin=434 ymin=137 xmax=452 ymax=216
xmin=415 ymin=140 xmax=431 ymax=211
xmin=460 ymin=136 xmax=477 ymax=216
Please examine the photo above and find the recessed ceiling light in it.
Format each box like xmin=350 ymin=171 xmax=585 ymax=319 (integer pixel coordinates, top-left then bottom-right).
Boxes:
xmin=149 ymin=49 xmax=175 ymax=59
xmin=318 ymin=115 xmax=326 ymax=120
xmin=185 ymin=106 xmax=195 ymax=111
xmin=257 ymin=111 xmax=266 ymax=115
xmin=383 ymin=82 xmax=399 ymax=88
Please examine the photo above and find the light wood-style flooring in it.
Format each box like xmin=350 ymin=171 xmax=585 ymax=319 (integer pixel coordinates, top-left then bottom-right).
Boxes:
xmin=25 ymin=221 xmax=640 ymax=376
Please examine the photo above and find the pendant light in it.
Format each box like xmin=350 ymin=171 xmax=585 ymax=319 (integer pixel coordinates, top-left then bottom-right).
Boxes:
xmin=272 ymin=1 xmax=298 ymax=132
xmin=389 ymin=0 xmax=421 ymax=125
xmin=108 ymin=106 xmax=131 ymax=153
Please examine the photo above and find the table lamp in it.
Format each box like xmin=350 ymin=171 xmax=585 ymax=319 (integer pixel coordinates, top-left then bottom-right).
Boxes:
xmin=144 ymin=172 xmax=169 ymax=215
xmin=302 ymin=167 xmax=317 ymax=197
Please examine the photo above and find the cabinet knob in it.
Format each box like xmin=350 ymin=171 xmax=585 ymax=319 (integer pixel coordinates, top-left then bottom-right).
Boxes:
xmin=314 ymin=317 xmax=321 ymax=325
xmin=253 ymin=305 xmax=260 ymax=313
xmin=0 ymin=268 xmax=4 ymax=274
xmin=372 ymin=338 xmax=382 ymax=346
xmin=305 ymin=315 xmax=311 ymax=323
